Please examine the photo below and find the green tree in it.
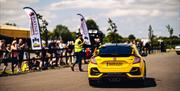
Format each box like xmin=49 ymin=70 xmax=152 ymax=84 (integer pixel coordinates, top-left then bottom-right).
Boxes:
xmin=166 ymin=24 xmax=174 ymax=38
xmin=105 ymin=32 xmax=123 ymax=43
xmin=171 ymin=35 xmax=178 ymax=39
xmin=107 ymin=18 xmax=117 ymax=33
xmin=47 ymin=32 xmax=54 ymax=40
xmin=86 ymin=19 xmax=99 ymax=31
xmin=40 ymin=20 xmax=48 ymax=41
xmin=158 ymin=36 xmax=180 ymax=49
xmin=86 ymin=19 xmax=104 ymax=44
xmin=52 ymin=24 xmax=72 ymax=42
xmin=128 ymin=34 xmax=136 ymax=40
xmin=70 ymin=32 xmax=76 ymax=41
xmin=148 ymin=25 xmax=153 ymax=42
xmin=166 ymin=24 xmax=174 ymax=48
xmin=106 ymin=18 xmax=120 ymax=43
xmin=41 ymin=30 xmax=47 ymax=41
xmin=5 ymin=23 xmax=16 ymax=26
xmin=37 ymin=13 xmax=49 ymax=46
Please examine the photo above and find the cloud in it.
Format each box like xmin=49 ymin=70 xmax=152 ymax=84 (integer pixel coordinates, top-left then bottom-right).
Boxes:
xmin=0 ymin=0 xmax=6 ymax=3
xmin=49 ymin=0 xmax=117 ymax=10
xmin=38 ymin=10 xmax=57 ymax=22
xmin=46 ymin=0 xmax=180 ymax=37
xmin=106 ymin=9 xmax=164 ymax=17
xmin=0 ymin=0 xmax=56 ymax=29
xmin=0 ymin=0 xmax=179 ymax=38
xmin=0 ymin=0 xmax=39 ymax=26
xmin=48 ymin=0 xmax=180 ymax=10
xmin=48 ymin=0 xmax=179 ymax=18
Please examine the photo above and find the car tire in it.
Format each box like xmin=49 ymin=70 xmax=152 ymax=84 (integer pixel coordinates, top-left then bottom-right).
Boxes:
xmin=89 ymin=79 xmax=99 ymax=86
xmin=176 ymin=52 xmax=180 ymax=55
xmin=140 ymin=61 xmax=147 ymax=86
xmin=144 ymin=61 xmax=147 ymax=79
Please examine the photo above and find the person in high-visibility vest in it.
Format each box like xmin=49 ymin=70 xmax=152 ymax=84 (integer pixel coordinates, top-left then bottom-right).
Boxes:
xmin=71 ymin=34 xmax=84 ymax=71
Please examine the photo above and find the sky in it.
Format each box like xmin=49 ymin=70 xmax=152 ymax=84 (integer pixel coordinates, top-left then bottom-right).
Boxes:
xmin=0 ymin=0 xmax=180 ymax=38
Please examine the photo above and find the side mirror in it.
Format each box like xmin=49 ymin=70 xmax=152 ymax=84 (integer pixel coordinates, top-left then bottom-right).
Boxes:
xmin=140 ymin=52 xmax=148 ymax=57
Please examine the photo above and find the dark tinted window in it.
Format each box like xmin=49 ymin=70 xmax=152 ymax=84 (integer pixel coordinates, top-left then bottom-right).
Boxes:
xmin=99 ymin=45 xmax=132 ymax=57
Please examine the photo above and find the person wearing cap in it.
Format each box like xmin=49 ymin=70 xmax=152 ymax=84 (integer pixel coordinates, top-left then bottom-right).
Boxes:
xmin=11 ymin=40 xmax=18 ymax=74
xmin=71 ymin=34 xmax=84 ymax=71
xmin=18 ymin=39 xmax=25 ymax=72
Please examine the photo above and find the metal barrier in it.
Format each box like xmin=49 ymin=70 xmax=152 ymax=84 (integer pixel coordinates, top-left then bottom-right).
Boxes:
xmin=0 ymin=48 xmax=75 ymax=71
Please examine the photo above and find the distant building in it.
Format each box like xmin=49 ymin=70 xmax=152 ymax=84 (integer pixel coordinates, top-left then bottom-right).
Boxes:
xmin=0 ymin=25 xmax=30 ymax=44
xmin=0 ymin=25 xmax=30 ymax=38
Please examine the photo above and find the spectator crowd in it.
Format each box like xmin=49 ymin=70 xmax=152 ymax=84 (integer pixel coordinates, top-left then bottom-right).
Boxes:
xmin=0 ymin=39 xmax=81 ymax=74
xmin=0 ymin=39 xmax=28 ymax=74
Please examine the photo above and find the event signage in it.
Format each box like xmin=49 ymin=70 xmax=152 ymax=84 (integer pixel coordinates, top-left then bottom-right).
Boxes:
xmin=77 ymin=14 xmax=91 ymax=45
xmin=23 ymin=7 xmax=42 ymax=50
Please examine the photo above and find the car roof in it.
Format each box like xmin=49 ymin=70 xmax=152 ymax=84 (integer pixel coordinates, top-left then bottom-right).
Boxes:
xmin=101 ymin=43 xmax=132 ymax=47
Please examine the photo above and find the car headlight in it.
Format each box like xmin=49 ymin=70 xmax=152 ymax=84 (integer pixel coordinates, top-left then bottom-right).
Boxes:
xmin=133 ymin=57 xmax=141 ymax=64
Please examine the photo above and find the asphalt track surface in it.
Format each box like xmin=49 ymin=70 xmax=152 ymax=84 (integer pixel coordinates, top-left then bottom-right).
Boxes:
xmin=0 ymin=52 xmax=180 ymax=91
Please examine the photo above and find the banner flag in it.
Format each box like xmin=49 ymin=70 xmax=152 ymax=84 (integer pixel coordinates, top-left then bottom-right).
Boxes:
xmin=77 ymin=14 xmax=91 ymax=45
xmin=23 ymin=7 xmax=42 ymax=50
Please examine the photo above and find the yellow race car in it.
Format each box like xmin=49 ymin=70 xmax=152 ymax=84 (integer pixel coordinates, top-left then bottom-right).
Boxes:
xmin=88 ymin=43 xmax=147 ymax=86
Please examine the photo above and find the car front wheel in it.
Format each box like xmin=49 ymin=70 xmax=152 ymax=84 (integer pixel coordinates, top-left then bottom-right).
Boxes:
xmin=89 ymin=79 xmax=99 ymax=86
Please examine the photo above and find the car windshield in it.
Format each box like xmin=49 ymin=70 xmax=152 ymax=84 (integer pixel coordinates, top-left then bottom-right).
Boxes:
xmin=98 ymin=45 xmax=132 ymax=57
